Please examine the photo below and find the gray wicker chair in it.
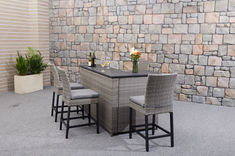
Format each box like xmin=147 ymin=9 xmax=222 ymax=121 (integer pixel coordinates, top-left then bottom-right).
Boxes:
xmin=57 ymin=67 xmax=99 ymax=139
xmin=51 ymin=64 xmax=84 ymax=122
xmin=129 ymin=73 xmax=177 ymax=152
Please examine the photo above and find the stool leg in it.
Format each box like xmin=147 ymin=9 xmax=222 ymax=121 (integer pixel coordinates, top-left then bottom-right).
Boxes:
xmin=152 ymin=114 xmax=155 ymax=135
xmin=88 ymin=104 xmax=91 ymax=126
xmin=82 ymin=105 xmax=85 ymax=120
xmin=66 ymin=106 xmax=71 ymax=139
xmin=60 ymin=101 xmax=64 ymax=130
xmin=145 ymin=115 xmax=149 ymax=152
xmin=129 ymin=107 xmax=132 ymax=139
xmin=55 ymin=95 xmax=60 ymax=122
xmin=51 ymin=92 xmax=55 ymax=116
xmin=96 ymin=103 xmax=99 ymax=134
xmin=76 ymin=106 xmax=79 ymax=114
xmin=170 ymin=112 xmax=174 ymax=147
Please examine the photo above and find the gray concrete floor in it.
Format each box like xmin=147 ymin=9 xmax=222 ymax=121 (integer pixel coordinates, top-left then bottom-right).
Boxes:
xmin=0 ymin=87 xmax=235 ymax=156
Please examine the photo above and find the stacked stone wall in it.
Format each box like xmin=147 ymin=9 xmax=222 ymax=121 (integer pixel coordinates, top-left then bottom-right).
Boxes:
xmin=49 ymin=0 xmax=235 ymax=106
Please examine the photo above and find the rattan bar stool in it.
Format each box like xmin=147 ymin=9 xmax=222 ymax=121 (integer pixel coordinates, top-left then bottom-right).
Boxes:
xmin=129 ymin=73 xmax=177 ymax=152
xmin=51 ymin=64 xmax=84 ymax=122
xmin=57 ymin=67 xmax=99 ymax=139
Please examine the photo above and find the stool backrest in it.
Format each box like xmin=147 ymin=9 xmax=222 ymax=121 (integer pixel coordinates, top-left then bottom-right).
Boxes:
xmin=144 ymin=73 xmax=177 ymax=108
xmin=51 ymin=64 xmax=61 ymax=88
xmin=57 ymin=67 xmax=72 ymax=99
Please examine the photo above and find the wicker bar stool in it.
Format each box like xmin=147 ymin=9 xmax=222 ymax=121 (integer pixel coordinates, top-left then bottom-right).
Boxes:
xmin=57 ymin=67 xmax=99 ymax=139
xmin=129 ymin=73 xmax=177 ymax=152
xmin=51 ymin=64 xmax=84 ymax=122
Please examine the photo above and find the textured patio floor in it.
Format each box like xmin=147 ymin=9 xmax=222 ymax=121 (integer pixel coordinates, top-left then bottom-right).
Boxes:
xmin=0 ymin=87 xmax=235 ymax=156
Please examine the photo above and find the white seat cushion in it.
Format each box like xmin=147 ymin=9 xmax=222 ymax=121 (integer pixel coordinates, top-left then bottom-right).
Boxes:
xmin=129 ymin=95 xmax=145 ymax=107
xmin=71 ymin=89 xmax=99 ymax=100
xmin=58 ymin=82 xmax=84 ymax=90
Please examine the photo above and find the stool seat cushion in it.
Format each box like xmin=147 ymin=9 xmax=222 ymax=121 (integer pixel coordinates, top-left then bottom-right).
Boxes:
xmin=58 ymin=83 xmax=84 ymax=90
xmin=71 ymin=89 xmax=99 ymax=100
xmin=130 ymin=95 xmax=145 ymax=107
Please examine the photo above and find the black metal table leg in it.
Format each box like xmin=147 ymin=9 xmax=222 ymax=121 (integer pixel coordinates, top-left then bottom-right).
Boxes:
xmin=129 ymin=107 xmax=133 ymax=139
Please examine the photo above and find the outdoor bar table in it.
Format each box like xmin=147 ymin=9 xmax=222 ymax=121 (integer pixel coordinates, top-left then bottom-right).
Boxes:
xmin=80 ymin=65 xmax=155 ymax=135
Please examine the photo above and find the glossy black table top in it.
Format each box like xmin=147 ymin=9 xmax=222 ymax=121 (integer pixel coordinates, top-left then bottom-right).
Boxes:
xmin=80 ymin=64 xmax=149 ymax=78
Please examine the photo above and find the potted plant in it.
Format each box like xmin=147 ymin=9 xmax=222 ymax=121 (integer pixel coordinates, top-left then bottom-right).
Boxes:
xmin=14 ymin=47 xmax=47 ymax=94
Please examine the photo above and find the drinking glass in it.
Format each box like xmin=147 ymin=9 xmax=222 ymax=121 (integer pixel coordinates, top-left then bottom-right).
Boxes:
xmin=105 ymin=57 xmax=111 ymax=69
xmin=100 ymin=58 xmax=106 ymax=72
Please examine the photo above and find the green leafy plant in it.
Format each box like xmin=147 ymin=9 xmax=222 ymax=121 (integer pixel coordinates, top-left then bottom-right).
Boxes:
xmin=15 ymin=47 xmax=48 ymax=75
xmin=16 ymin=52 xmax=28 ymax=75
xmin=26 ymin=48 xmax=47 ymax=74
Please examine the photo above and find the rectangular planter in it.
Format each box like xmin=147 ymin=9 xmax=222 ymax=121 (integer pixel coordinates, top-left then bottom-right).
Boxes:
xmin=14 ymin=73 xmax=43 ymax=94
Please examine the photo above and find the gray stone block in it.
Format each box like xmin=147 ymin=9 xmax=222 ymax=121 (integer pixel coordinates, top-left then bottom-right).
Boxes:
xmin=205 ymin=66 xmax=214 ymax=76
xmin=224 ymin=34 xmax=235 ymax=44
xmin=133 ymin=15 xmax=143 ymax=24
xmin=174 ymin=24 xmax=188 ymax=34
xmin=140 ymin=25 xmax=149 ymax=33
xmin=123 ymin=34 xmax=137 ymax=43
xmin=161 ymin=3 xmax=174 ymax=13
xmin=181 ymin=45 xmax=192 ymax=54
xmin=88 ymin=7 xmax=96 ymax=16
xmin=185 ymin=75 xmax=195 ymax=85
xmin=149 ymin=25 xmax=161 ymax=34
xmin=222 ymin=98 xmax=235 ymax=107
xmin=118 ymin=16 xmax=128 ymax=25
xmin=213 ymin=88 xmax=225 ymax=97
xmin=152 ymin=44 xmax=162 ymax=51
xmin=229 ymin=0 xmax=235 ymax=11
xmin=153 ymin=4 xmax=161 ymax=14
xmin=216 ymin=27 xmax=229 ymax=34
xmin=218 ymin=45 xmax=227 ymax=56
xmin=169 ymin=64 xmax=185 ymax=74
xmin=231 ymin=67 xmax=235 ymax=77
xmin=193 ymin=96 xmax=205 ymax=104
xmin=75 ymin=0 xmax=83 ymax=8
xmin=176 ymin=74 xmax=185 ymax=84
xmin=189 ymin=24 xmax=200 ymax=34
xmin=89 ymin=16 xmax=96 ymax=25
xmin=201 ymin=24 xmax=216 ymax=34
xmin=230 ymin=78 xmax=235 ymax=88
xmin=199 ymin=55 xmax=208 ymax=65
xmin=215 ymin=0 xmax=228 ymax=11
xmin=189 ymin=55 xmax=198 ymax=65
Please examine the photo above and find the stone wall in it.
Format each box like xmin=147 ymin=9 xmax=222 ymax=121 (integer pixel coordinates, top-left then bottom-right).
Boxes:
xmin=49 ymin=0 xmax=235 ymax=106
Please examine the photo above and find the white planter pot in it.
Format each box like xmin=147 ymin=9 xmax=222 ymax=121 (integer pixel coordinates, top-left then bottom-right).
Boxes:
xmin=14 ymin=73 xmax=43 ymax=94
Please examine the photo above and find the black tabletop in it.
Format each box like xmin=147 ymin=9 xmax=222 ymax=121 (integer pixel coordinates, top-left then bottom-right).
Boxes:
xmin=80 ymin=64 xmax=149 ymax=78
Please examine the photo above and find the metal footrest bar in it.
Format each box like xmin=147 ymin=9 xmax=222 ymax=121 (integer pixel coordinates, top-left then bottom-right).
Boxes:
xmin=131 ymin=124 xmax=171 ymax=140
xmin=57 ymin=110 xmax=83 ymax=114
xmin=149 ymin=134 xmax=171 ymax=140
xmin=132 ymin=123 xmax=154 ymax=128
xmin=62 ymin=116 xmax=88 ymax=120
xmin=155 ymin=125 xmax=170 ymax=134
xmin=69 ymin=123 xmax=96 ymax=129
